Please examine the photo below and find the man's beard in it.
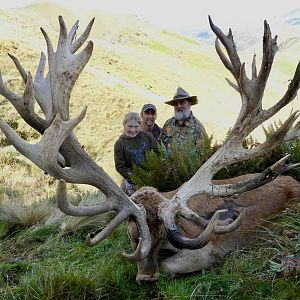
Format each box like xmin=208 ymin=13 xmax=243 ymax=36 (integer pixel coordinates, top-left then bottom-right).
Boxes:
xmin=174 ymin=108 xmax=191 ymax=121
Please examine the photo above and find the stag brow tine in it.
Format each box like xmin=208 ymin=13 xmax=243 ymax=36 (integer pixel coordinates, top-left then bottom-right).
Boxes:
xmin=179 ymin=206 xmax=208 ymax=227
xmin=56 ymin=180 xmax=116 ymax=216
xmin=8 ymin=53 xmax=27 ymax=83
xmin=86 ymin=210 xmax=128 ymax=246
xmin=180 ymin=209 xmax=227 ymax=249
xmin=70 ymin=18 xmax=95 ymax=54
xmin=166 ymin=208 xmax=227 ymax=250
xmin=122 ymin=237 xmax=143 ymax=261
xmin=215 ymin=210 xmax=245 ymax=234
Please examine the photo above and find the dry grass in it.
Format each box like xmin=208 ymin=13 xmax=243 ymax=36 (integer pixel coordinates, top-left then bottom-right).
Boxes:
xmin=46 ymin=191 xmax=114 ymax=236
xmin=0 ymin=199 xmax=54 ymax=228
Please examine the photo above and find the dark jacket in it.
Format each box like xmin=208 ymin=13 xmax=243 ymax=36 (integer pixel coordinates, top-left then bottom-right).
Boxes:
xmin=114 ymin=131 xmax=158 ymax=181
xmin=151 ymin=123 xmax=162 ymax=141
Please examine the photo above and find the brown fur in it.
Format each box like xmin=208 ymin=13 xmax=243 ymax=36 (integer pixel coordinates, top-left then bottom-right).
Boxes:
xmin=129 ymin=175 xmax=300 ymax=282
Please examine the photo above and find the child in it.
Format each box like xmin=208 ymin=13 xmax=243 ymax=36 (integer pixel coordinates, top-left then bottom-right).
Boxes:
xmin=114 ymin=112 xmax=158 ymax=196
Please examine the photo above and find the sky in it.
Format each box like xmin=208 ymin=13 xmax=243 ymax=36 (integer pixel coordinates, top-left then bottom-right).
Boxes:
xmin=1 ymin=0 xmax=300 ymax=32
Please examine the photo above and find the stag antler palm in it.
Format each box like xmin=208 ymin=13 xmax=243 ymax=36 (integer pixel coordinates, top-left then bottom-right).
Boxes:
xmin=0 ymin=16 xmax=151 ymax=260
xmin=158 ymin=16 xmax=300 ymax=249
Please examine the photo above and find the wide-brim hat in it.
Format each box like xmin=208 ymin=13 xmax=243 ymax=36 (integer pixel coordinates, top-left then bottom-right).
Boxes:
xmin=165 ymin=87 xmax=198 ymax=106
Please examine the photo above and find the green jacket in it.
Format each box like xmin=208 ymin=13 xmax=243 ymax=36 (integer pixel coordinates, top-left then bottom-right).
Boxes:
xmin=160 ymin=112 xmax=207 ymax=150
xmin=114 ymin=131 xmax=158 ymax=181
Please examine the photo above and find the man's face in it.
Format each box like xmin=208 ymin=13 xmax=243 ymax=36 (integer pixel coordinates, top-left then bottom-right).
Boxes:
xmin=173 ymin=99 xmax=192 ymax=121
xmin=141 ymin=109 xmax=157 ymax=127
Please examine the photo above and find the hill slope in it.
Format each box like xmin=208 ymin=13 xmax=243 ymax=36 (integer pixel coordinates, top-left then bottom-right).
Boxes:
xmin=0 ymin=2 xmax=299 ymax=191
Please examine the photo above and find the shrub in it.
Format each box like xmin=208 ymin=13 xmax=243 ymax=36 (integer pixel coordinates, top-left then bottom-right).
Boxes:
xmin=131 ymin=134 xmax=216 ymax=191
xmin=132 ymin=122 xmax=300 ymax=191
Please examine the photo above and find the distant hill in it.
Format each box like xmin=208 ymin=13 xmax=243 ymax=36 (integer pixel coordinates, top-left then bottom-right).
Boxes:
xmin=181 ymin=7 xmax=300 ymax=52
xmin=0 ymin=2 xmax=299 ymax=186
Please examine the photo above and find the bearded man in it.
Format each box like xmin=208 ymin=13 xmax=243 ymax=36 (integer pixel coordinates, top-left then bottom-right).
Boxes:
xmin=160 ymin=87 xmax=208 ymax=151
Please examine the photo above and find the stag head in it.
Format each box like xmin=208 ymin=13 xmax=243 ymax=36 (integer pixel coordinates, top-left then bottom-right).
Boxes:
xmin=0 ymin=16 xmax=299 ymax=283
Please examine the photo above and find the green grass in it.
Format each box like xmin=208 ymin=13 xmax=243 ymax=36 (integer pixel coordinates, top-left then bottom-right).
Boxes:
xmin=0 ymin=202 xmax=298 ymax=299
xmin=147 ymin=41 xmax=176 ymax=55
xmin=161 ymin=29 xmax=200 ymax=45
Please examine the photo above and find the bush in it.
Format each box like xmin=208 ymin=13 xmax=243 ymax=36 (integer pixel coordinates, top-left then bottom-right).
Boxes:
xmin=131 ymin=135 xmax=216 ymax=191
xmin=132 ymin=123 xmax=300 ymax=191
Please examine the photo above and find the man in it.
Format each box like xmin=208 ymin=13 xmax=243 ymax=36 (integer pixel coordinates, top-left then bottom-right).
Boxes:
xmin=160 ymin=87 xmax=208 ymax=150
xmin=140 ymin=103 xmax=161 ymax=141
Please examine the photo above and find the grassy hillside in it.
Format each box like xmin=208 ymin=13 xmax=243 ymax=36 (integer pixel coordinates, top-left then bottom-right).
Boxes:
xmin=0 ymin=2 xmax=298 ymax=197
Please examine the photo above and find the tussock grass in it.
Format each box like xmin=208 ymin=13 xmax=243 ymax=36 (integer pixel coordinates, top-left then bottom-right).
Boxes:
xmin=0 ymin=200 xmax=53 ymax=229
xmin=48 ymin=191 xmax=114 ymax=237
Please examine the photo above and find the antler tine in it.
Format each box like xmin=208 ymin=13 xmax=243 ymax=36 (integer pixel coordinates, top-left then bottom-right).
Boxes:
xmin=67 ymin=20 xmax=79 ymax=47
xmin=0 ymin=69 xmax=20 ymax=101
xmin=34 ymin=52 xmax=53 ymax=122
xmin=57 ymin=178 xmax=151 ymax=261
xmin=70 ymin=17 xmax=95 ymax=54
xmin=57 ymin=180 xmax=116 ymax=216
xmin=208 ymin=154 xmax=297 ymax=197
xmin=262 ymin=61 xmax=300 ymax=122
xmin=214 ymin=210 xmax=245 ymax=233
xmin=215 ymin=38 xmax=234 ymax=76
xmin=0 ymin=69 xmax=46 ymax=132
xmin=8 ymin=53 xmax=27 ymax=83
xmin=258 ymin=20 xmax=278 ymax=85
xmin=164 ymin=209 xmax=227 ymax=250
xmin=252 ymin=53 xmax=257 ymax=79
xmin=209 ymin=15 xmax=242 ymax=80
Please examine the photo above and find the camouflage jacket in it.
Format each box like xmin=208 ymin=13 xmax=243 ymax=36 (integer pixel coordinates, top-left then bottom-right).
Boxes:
xmin=160 ymin=113 xmax=208 ymax=150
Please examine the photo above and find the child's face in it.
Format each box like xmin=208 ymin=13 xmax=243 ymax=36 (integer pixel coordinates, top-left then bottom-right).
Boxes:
xmin=124 ymin=119 xmax=141 ymax=138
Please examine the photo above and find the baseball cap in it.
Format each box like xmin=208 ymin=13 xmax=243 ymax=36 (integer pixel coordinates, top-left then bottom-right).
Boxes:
xmin=141 ymin=103 xmax=157 ymax=113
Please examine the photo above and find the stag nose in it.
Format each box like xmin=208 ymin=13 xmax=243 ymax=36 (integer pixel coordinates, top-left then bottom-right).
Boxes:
xmin=136 ymin=273 xmax=159 ymax=285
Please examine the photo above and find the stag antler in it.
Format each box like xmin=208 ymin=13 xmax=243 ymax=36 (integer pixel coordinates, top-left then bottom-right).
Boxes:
xmin=158 ymin=16 xmax=300 ymax=249
xmin=0 ymin=16 xmax=151 ymax=260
